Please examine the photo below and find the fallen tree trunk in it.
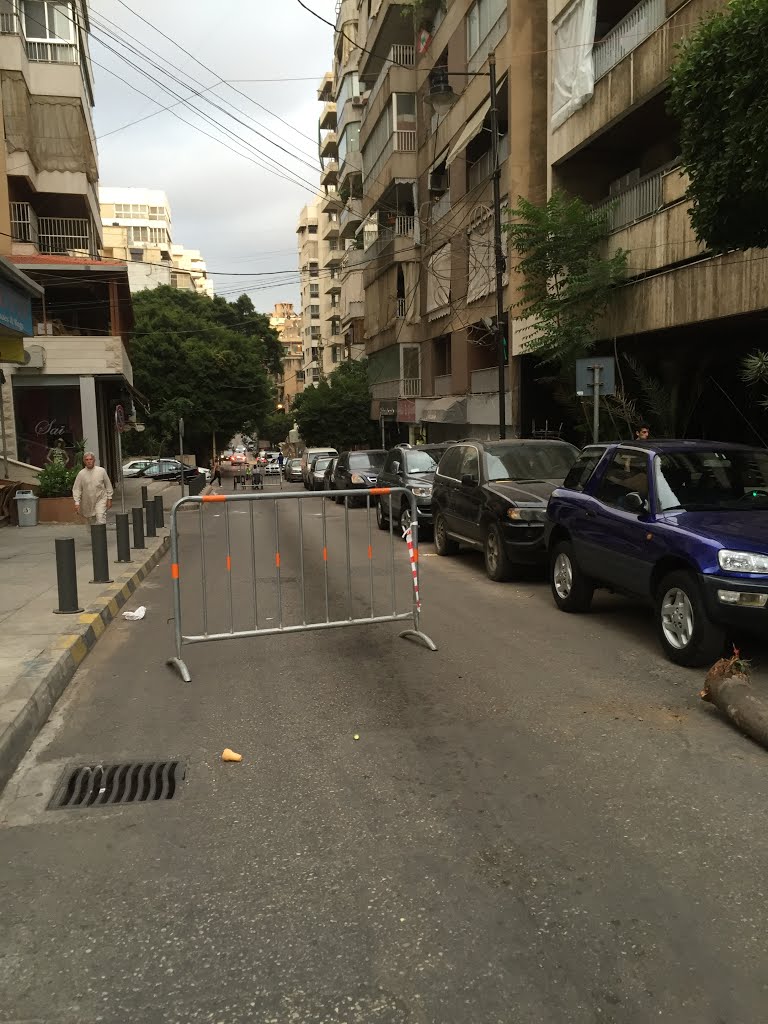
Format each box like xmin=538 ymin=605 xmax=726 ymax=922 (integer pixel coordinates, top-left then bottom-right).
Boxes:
xmin=700 ymin=654 xmax=768 ymax=749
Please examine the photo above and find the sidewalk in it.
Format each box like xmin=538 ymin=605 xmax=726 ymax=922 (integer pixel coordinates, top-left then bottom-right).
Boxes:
xmin=0 ymin=478 xmax=184 ymax=794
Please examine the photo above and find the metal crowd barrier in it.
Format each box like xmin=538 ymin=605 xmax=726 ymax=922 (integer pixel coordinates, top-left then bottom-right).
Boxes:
xmin=167 ymin=486 xmax=437 ymax=682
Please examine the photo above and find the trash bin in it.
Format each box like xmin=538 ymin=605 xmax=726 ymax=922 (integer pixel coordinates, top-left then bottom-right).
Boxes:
xmin=14 ymin=489 xmax=39 ymax=527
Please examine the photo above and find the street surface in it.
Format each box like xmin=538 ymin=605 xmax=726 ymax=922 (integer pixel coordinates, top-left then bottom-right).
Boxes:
xmin=2 ymin=466 xmax=768 ymax=1023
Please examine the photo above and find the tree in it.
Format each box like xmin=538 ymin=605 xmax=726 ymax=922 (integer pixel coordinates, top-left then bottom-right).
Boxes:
xmin=125 ymin=286 xmax=274 ymax=461
xmin=506 ymin=190 xmax=627 ymax=367
xmin=260 ymin=408 xmax=293 ymax=447
xmin=292 ymin=360 xmax=377 ymax=450
xmin=668 ymin=0 xmax=768 ymax=251
xmin=741 ymin=350 xmax=768 ymax=408
xmin=209 ymin=293 xmax=283 ymax=377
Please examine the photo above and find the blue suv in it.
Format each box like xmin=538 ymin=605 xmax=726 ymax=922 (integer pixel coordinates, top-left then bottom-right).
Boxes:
xmin=546 ymin=441 xmax=768 ymax=666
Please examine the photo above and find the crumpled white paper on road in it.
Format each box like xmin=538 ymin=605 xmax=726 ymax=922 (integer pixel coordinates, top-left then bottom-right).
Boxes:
xmin=122 ymin=606 xmax=146 ymax=621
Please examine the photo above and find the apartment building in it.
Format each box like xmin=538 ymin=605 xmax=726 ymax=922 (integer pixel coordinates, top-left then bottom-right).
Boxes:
xmin=170 ymin=244 xmax=214 ymax=298
xmin=346 ymin=0 xmax=546 ymax=443
xmin=270 ymin=301 xmax=304 ymax=410
xmin=99 ymin=186 xmax=173 ymax=291
xmin=543 ymin=0 xmax=766 ymax=435
xmin=0 ymin=0 xmax=134 ymax=479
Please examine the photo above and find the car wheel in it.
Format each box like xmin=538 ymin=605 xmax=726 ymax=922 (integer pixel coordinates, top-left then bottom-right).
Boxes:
xmin=550 ymin=540 xmax=594 ymax=612
xmin=376 ymin=498 xmax=388 ymax=530
xmin=399 ymin=503 xmax=412 ymax=539
xmin=434 ymin=512 xmax=459 ymax=556
xmin=655 ymin=570 xmax=726 ymax=667
xmin=484 ymin=523 xmax=512 ymax=582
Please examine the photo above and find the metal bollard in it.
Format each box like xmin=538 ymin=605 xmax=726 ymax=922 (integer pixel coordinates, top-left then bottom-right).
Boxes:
xmin=53 ymin=537 xmax=83 ymax=614
xmin=115 ymin=512 xmax=131 ymax=563
xmin=153 ymin=493 xmax=165 ymax=529
xmin=89 ymin=523 xmax=113 ymax=584
xmin=140 ymin=485 xmax=149 ymax=506
xmin=145 ymin=498 xmax=156 ymax=538
xmin=132 ymin=506 xmax=145 ymax=549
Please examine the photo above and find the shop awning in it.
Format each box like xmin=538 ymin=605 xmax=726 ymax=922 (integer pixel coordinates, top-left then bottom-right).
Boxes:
xmin=446 ymin=100 xmax=491 ymax=167
xmin=420 ymin=396 xmax=468 ymax=424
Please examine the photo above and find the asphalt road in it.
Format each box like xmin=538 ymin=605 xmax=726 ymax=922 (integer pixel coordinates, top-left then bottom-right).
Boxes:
xmin=1 ymin=473 xmax=768 ymax=1024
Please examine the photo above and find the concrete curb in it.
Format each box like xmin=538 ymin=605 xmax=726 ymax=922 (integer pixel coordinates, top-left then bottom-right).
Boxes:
xmin=0 ymin=534 xmax=170 ymax=796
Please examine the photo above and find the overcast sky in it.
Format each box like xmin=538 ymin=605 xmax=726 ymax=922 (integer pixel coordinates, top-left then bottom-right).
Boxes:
xmin=91 ymin=0 xmax=335 ymax=315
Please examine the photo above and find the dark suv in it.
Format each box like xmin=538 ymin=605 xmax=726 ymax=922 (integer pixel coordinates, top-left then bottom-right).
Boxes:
xmin=331 ymin=449 xmax=387 ymax=504
xmin=431 ymin=439 xmax=578 ymax=580
xmin=376 ymin=443 xmax=451 ymax=536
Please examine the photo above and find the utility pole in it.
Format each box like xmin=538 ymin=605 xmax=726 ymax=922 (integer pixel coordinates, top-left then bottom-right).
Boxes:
xmin=488 ymin=52 xmax=507 ymax=441
xmin=0 ymin=369 xmax=9 ymax=479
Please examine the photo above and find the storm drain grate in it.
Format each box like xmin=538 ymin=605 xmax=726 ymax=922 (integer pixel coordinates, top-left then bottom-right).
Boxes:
xmin=48 ymin=760 xmax=186 ymax=809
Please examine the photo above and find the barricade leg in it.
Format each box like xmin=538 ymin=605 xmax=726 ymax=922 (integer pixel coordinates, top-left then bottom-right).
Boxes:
xmin=166 ymin=505 xmax=191 ymax=683
xmin=398 ymin=494 xmax=437 ymax=651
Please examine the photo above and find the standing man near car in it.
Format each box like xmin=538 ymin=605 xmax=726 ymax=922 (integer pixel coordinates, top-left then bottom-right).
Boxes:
xmin=635 ymin=424 xmax=651 ymax=441
xmin=73 ymin=452 xmax=113 ymax=526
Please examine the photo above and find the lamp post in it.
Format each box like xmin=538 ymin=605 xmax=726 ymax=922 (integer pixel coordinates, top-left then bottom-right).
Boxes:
xmin=426 ymin=52 xmax=507 ymax=439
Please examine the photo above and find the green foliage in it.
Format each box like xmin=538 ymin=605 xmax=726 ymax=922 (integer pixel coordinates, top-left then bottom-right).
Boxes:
xmin=260 ymin=408 xmax=293 ymax=446
xmin=741 ymin=349 xmax=768 ymax=408
xmin=506 ymin=191 xmax=627 ymax=366
xmin=623 ymin=354 xmax=707 ymax=437
xmin=668 ymin=0 xmax=768 ymax=251
xmin=128 ymin=287 xmax=275 ymax=461
xmin=37 ymin=461 xmax=78 ymax=498
xmin=292 ymin=360 xmax=377 ymax=451
xmin=400 ymin=0 xmax=445 ymax=21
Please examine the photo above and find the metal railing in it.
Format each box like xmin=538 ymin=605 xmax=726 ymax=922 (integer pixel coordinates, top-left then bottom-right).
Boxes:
xmin=434 ymin=374 xmax=453 ymax=396
xmin=402 ymin=377 xmax=421 ymax=398
xmin=594 ymin=0 xmax=665 ymax=81
xmin=38 ymin=216 xmax=91 ymax=254
xmin=594 ymin=168 xmax=665 ymax=232
xmin=367 ymin=44 xmax=415 ymax=109
xmin=10 ymin=201 xmax=38 ymax=244
xmin=467 ymin=134 xmax=510 ymax=191
xmin=25 ymin=39 xmax=79 ymax=64
xmin=395 ymin=297 xmax=406 ymax=318
xmin=363 ymin=128 xmax=416 ymax=186
xmin=0 ymin=9 xmax=17 ymax=32
xmin=166 ymin=487 xmax=436 ymax=682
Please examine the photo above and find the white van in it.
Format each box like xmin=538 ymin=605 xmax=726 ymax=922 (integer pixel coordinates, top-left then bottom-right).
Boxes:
xmin=301 ymin=447 xmax=338 ymax=487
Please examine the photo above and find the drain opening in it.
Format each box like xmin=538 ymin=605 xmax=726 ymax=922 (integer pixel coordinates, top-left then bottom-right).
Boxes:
xmin=48 ymin=760 xmax=185 ymax=809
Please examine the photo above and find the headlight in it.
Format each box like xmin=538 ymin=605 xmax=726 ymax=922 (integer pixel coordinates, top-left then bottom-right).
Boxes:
xmin=412 ymin=485 xmax=432 ymax=498
xmin=718 ymin=550 xmax=768 ymax=574
xmin=506 ymin=507 xmax=545 ymax=522
xmin=350 ymin=473 xmax=365 ymax=484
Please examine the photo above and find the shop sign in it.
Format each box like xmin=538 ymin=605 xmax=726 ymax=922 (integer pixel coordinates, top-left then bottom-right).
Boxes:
xmin=379 ymin=402 xmax=397 ymax=419
xmin=397 ymin=399 xmax=416 ymax=423
xmin=0 ymin=281 xmax=33 ymax=337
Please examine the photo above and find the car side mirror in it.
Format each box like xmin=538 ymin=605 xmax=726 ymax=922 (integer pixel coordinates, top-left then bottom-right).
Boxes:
xmin=623 ymin=491 xmax=645 ymax=514
xmin=461 ymin=474 xmax=478 ymax=488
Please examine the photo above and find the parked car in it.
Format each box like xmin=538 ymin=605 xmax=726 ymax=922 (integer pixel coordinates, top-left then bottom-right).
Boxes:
xmin=197 ymin=466 xmax=212 ymax=483
xmin=122 ymin=458 xmax=153 ymax=478
xmin=264 ymin=458 xmax=281 ymax=476
xmin=376 ymin=443 xmax=452 ymax=536
xmin=141 ymin=459 xmax=199 ymax=482
xmin=323 ymin=457 xmax=338 ymax=494
xmin=284 ymin=458 xmax=303 ymax=484
xmin=330 ymin=449 xmax=387 ymax=504
xmin=431 ymin=438 xmax=579 ymax=581
xmin=301 ymin=447 xmax=338 ymax=487
xmin=546 ymin=440 xmax=768 ymax=666
xmin=309 ymin=456 xmax=334 ymax=490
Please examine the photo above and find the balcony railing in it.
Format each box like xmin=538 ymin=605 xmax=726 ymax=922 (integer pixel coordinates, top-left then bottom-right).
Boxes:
xmin=471 ymin=366 xmax=509 ymax=394
xmin=10 ymin=202 xmax=38 ymax=244
xmin=26 ymin=39 xmax=79 ymax=64
xmin=594 ymin=0 xmax=665 ymax=81
xmin=395 ymin=297 xmax=406 ymax=318
xmin=595 ymin=168 xmax=665 ymax=232
xmin=370 ymin=377 xmax=422 ymax=400
xmin=434 ymin=374 xmax=453 ymax=397
xmin=363 ymin=215 xmax=415 ymax=257
xmin=467 ymin=134 xmax=510 ymax=191
xmin=1 ymin=9 xmax=18 ymax=32
xmin=367 ymin=44 xmax=415 ymax=110
xmin=363 ymin=128 xmax=416 ymax=188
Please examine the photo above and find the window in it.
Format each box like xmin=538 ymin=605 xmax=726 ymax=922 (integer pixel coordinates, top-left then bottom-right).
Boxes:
xmin=309 ymin=283 xmax=319 ymax=297
xmin=331 ymin=345 xmax=339 ymax=363
xmin=437 ymin=446 xmax=465 ymax=480
xmin=309 ymin=304 xmax=320 ymax=319
xmin=309 ymin=263 xmax=319 ymax=278
xmin=562 ymin=447 xmax=605 ymax=492
xmin=23 ymin=1 xmax=73 ymax=41
xmin=349 ymin=452 xmax=386 ymax=472
xmin=654 ymin=449 xmax=768 ymax=512
xmin=129 ymin=249 xmax=143 ymax=262
xmin=459 ymin=446 xmax=480 ymax=481
xmin=483 ymin=443 xmax=578 ymax=483
xmin=308 ymin=224 xmax=318 ymax=234
xmin=466 ymin=0 xmax=505 ymax=57
xmin=595 ymin=450 xmax=650 ymax=510
xmin=127 ymin=226 xmax=167 ymax=246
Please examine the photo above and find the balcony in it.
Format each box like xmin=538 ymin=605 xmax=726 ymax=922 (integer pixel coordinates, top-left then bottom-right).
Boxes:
xmin=317 ymin=71 xmax=334 ymax=102
xmin=323 ymin=244 xmax=344 ymax=268
xmin=11 ymin=204 xmax=92 ymax=254
xmin=325 ymin=274 xmax=341 ymax=294
xmin=320 ymin=131 xmax=338 ymax=160
xmin=594 ymin=166 xmax=665 ymax=232
xmin=594 ymin=0 xmax=665 ymax=81
xmin=471 ymin=366 xmax=509 ymax=394
xmin=467 ymin=135 xmax=510 ymax=192
xmin=339 ymin=197 xmax=363 ymax=239
xmin=320 ymin=160 xmax=339 ymax=187
xmin=322 ymin=215 xmax=340 ymax=241
xmin=1 ymin=8 xmax=17 ymax=32
xmin=321 ymin=189 xmax=341 ymax=213
xmin=25 ymin=39 xmax=78 ymax=63
xmin=363 ymin=128 xmax=416 ymax=195
xmin=370 ymin=377 xmax=422 ymax=400
xmin=363 ymin=215 xmax=415 ymax=260
xmin=10 ymin=201 xmax=37 ymax=244
xmin=367 ymin=45 xmax=415 ymax=111
xmin=319 ymin=101 xmax=337 ymax=130
xmin=433 ymin=374 xmax=453 ymax=397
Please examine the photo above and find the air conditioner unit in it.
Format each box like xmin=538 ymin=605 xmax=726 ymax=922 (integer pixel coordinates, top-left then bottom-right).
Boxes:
xmin=429 ymin=170 xmax=448 ymax=193
xmin=35 ymin=322 xmax=53 ymax=336
xmin=23 ymin=344 xmax=46 ymax=368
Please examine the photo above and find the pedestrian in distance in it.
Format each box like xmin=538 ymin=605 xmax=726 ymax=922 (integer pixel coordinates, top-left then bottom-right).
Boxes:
xmin=72 ymin=452 xmax=113 ymax=526
xmin=211 ymin=458 xmax=222 ymax=488
xmin=635 ymin=423 xmax=651 ymax=441
xmin=277 ymin=451 xmax=285 ymax=470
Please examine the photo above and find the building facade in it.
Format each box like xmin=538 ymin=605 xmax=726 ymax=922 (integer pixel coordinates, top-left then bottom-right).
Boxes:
xmin=99 ymin=186 xmax=173 ymax=291
xmin=0 ymin=0 xmax=135 ymax=479
xmin=270 ymin=301 xmax=304 ymax=410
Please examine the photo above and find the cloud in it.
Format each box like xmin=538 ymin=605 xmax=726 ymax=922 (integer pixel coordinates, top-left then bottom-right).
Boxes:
xmin=91 ymin=0 xmax=334 ymax=313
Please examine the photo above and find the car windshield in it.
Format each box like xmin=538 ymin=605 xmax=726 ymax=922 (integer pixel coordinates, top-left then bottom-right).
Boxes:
xmin=655 ymin=450 xmax=768 ymax=511
xmin=483 ymin=443 xmax=577 ymax=482
xmin=314 ymin=458 xmax=332 ymax=472
xmin=405 ymin=448 xmax=443 ymax=474
xmin=349 ymin=452 xmax=386 ymax=471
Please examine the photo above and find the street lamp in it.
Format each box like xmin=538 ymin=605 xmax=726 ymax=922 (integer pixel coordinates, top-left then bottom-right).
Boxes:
xmin=425 ymin=52 xmax=507 ymax=440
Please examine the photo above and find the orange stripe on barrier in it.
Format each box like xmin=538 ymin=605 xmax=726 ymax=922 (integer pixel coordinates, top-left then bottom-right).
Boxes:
xmin=226 ymin=555 xmax=232 ymax=572
xmin=171 ymin=563 xmax=180 ymax=579
xmin=275 ymin=552 xmax=281 ymax=568
xmin=413 ymin=549 xmax=418 ymax=563
xmin=367 ymin=545 xmax=373 ymax=560
xmin=369 ymin=487 xmax=390 ymax=496
xmin=323 ymin=547 xmax=328 ymax=562
xmin=202 ymin=494 xmax=226 ymax=502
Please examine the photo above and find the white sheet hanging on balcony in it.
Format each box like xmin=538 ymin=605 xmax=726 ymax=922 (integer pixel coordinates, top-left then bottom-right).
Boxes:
xmin=446 ymin=100 xmax=491 ymax=168
xmin=426 ymin=243 xmax=451 ymax=321
xmin=551 ymin=0 xmax=598 ymax=130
